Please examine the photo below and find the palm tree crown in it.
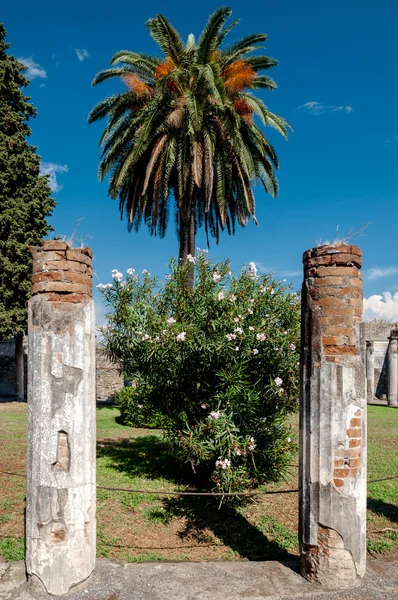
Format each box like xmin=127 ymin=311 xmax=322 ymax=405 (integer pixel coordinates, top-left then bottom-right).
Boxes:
xmin=89 ymin=8 xmax=290 ymax=261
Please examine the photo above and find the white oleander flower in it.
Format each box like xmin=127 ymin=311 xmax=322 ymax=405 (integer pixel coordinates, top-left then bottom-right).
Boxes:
xmin=275 ymin=377 xmax=283 ymax=387
xmin=215 ymin=457 xmax=231 ymax=469
xmin=127 ymin=268 xmax=135 ymax=276
xmin=111 ymin=269 xmax=123 ymax=282
xmin=186 ymin=254 xmax=196 ymax=263
xmin=212 ymin=272 xmax=221 ymax=282
xmin=167 ymin=317 xmax=176 ymax=326
xmin=256 ymin=333 xmax=266 ymax=342
xmin=176 ymin=331 xmax=186 ymax=342
xmin=209 ymin=411 xmax=220 ymax=420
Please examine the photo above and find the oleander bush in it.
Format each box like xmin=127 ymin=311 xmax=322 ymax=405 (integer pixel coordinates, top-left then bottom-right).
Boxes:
xmin=115 ymin=386 xmax=171 ymax=429
xmin=97 ymin=252 xmax=300 ymax=495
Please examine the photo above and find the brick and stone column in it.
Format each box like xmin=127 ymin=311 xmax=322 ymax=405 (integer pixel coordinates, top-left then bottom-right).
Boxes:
xmin=366 ymin=341 xmax=374 ymax=402
xmin=299 ymin=244 xmax=367 ymax=588
xmin=26 ymin=241 xmax=96 ymax=596
xmin=388 ymin=330 xmax=398 ymax=407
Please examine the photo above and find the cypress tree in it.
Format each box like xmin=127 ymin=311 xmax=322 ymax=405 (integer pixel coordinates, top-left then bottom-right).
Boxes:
xmin=0 ymin=23 xmax=55 ymax=398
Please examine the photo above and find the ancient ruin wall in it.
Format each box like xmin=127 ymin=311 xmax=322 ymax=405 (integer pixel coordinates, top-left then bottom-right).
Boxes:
xmin=299 ymin=244 xmax=367 ymax=587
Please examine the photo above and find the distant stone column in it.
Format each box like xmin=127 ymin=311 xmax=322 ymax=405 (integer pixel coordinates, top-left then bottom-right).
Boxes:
xmin=299 ymin=244 xmax=367 ymax=588
xmin=366 ymin=341 xmax=374 ymax=401
xmin=388 ymin=330 xmax=398 ymax=407
xmin=26 ymin=241 xmax=96 ymax=596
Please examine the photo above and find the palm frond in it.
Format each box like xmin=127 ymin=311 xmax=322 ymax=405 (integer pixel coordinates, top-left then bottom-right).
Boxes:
xmin=197 ymin=7 xmax=232 ymax=64
xmin=146 ymin=14 xmax=186 ymax=64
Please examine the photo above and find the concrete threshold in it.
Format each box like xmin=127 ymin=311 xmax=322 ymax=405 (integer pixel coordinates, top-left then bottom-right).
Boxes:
xmin=1 ymin=556 xmax=398 ymax=600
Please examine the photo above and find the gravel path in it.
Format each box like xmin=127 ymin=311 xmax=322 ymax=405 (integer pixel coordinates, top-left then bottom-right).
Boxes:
xmin=1 ymin=555 xmax=397 ymax=600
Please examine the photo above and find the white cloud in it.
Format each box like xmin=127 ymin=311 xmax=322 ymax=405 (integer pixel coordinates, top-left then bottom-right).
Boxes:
xmin=252 ymin=261 xmax=274 ymax=273
xmin=298 ymin=101 xmax=353 ymax=115
xmin=364 ymin=292 xmax=398 ymax=322
xmin=280 ymin=270 xmax=302 ymax=277
xmin=385 ymin=136 xmax=398 ymax=145
xmin=39 ymin=162 xmax=68 ymax=193
xmin=18 ymin=57 xmax=47 ymax=80
xmin=366 ymin=266 xmax=398 ymax=280
xmin=76 ymin=48 xmax=90 ymax=62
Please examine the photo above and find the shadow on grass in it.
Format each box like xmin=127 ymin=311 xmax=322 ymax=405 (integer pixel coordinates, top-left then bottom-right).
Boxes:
xmin=368 ymin=496 xmax=398 ymax=525
xmin=97 ymin=435 xmax=183 ymax=483
xmin=160 ymin=496 xmax=296 ymax=561
xmin=97 ymin=435 xmax=296 ymax=561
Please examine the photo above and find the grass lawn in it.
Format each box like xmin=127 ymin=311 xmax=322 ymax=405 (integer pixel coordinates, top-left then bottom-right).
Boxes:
xmin=0 ymin=403 xmax=396 ymax=562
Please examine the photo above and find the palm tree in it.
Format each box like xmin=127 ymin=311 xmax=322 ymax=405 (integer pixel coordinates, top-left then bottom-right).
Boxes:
xmin=89 ymin=8 xmax=290 ymax=264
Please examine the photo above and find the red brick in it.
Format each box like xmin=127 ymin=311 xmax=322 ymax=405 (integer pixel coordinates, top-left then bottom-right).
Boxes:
xmin=66 ymin=250 xmax=92 ymax=267
xmin=32 ymin=281 xmax=91 ymax=295
xmin=316 ymin=286 xmax=352 ymax=298
xmin=32 ymin=272 xmax=63 ymax=284
xmin=63 ymin=271 xmax=91 ymax=285
xmin=320 ymin=308 xmax=355 ymax=317
xmin=316 ymin=276 xmax=345 ymax=286
xmin=306 ymin=256 xmax=333 ymax=268
xmin=322 ymin=336 xmax=345 ymax=345
xmin=317 ymin=266 xmax=359 ymax=277
xmin=349 ymin=439 xmax=361 ymax=448
xmin=33 ymin=260 xmax=88 ymax=274
xmin=334 ymin=468 xmax=350 ymax=478
xmin=42 ymin=240 xmax=68 ymax=251
xmin=323 ymin=327 xmax=353 ymax=336
xmin=316 ymin=297 xmax=346 ymax=307
xmin=32 ymin=250 xmax=65 ymax=263
xmin=334 ymin=478 xmax=344 ymax=488
xmin=79 ymin=247 xmax=93 ymax=258
xmin=349 ymin=278 xmax=362 ymax=288
xmin=347 ymin=427 xmax=361 ymax=438
xmin=320 ymin=316 xmax=347 ymax=326
xmin=349 ymin=298 xmax=363 ymax=307
xmin=324 ymin=345 xmax=357 ymax=356
xmin=45 ymin=293 xmax=90 ymax=303
xmin=330 ymin=253 xmax=362 ymax=267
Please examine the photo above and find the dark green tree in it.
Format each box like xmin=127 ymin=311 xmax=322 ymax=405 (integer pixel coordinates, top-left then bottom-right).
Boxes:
xmin=0 ymin=24 xmax=55 ymax=398
xmin=89 ymin=8 xmax=289 ymax=266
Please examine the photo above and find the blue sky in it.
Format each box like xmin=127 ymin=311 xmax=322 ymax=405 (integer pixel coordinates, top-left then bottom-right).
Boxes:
xmin=4 ymin=0 xmax=398 ymax=323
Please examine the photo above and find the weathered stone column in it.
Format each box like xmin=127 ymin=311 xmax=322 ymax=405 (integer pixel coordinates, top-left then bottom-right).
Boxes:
xmin=299 ymin=244 xmax=367 ymax=588
xmin=366 ymin=341 xmax=374 ymax=401
xmin=388 ymin=330 xmax=398 ymax=407
xmin=26 ymin=241 xmax=96 ymax=596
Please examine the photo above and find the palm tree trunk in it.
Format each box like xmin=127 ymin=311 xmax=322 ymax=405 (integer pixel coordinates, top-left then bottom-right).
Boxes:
xmin=178 ymin=206 xmax=195 ymax=287
xmin=15 ymin=334 xmax=24 ymax=401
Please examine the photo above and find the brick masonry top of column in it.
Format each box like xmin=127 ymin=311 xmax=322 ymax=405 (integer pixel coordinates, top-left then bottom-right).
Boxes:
xmin=30 ymin=240 xmax=92 ymax=302
xmin=302 ymin=244 xmax=363 ymax=364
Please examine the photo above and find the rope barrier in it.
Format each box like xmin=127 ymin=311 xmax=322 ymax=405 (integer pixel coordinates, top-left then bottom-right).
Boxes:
xmin=0 ymin=470 xmax=397 ymax=497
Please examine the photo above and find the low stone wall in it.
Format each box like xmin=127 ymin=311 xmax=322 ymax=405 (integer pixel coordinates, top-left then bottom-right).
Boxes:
xmin=0 ymin=338 xmax=123 ymax=401
xmin=96 ymin=352 xmax=124 ymax=400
